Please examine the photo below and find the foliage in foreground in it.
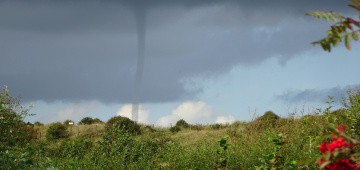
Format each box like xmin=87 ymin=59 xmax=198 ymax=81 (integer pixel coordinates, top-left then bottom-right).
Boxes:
xmin=2 ymin=86 xmax=360 ymax=169
xmin=307 ymin=0 xmax=360 ymax=51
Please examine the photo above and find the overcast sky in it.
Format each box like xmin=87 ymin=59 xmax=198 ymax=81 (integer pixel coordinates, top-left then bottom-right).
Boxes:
xmin=1 ymin=0 xmax=359 ymax=126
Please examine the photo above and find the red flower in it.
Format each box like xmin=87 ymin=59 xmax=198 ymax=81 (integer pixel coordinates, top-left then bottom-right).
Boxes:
xmin=319 ymin=142 xmax=328 ymax=154
xmin=324 ymin=159 xmax=360 ymax=170
xmin=338 ymin=125 xmax=346 ymax=132
xmin=318 ymin=125 xmax=359 ymax=169
xmin=327 ymin=138 xmax=346 ymax=153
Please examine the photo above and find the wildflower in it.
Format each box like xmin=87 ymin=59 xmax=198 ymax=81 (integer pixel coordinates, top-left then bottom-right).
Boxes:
xmin=338 ymin=125 xmax=346 ymax=132
xmin=318 ymin=125 xmax=360 ymax=170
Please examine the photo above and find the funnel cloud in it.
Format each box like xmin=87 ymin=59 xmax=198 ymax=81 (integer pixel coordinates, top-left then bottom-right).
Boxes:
xmin=132 ymin=6 xmax=147 ymax=121
xmin=0 ymin=0 xmax=350 ymax=105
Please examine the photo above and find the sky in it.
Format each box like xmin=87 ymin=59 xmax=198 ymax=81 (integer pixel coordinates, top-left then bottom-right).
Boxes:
xmin=1 ymin=0 xmax=359 ymax=126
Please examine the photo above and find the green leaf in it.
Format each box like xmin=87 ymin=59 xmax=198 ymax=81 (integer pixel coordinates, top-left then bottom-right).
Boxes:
xmin=352 ymin=31 xmax=359 ymax=41
xmin=333 ymin=38 xmax=340 ymax=46
xmin=325 ymin=151 xmax=331 ymax=160
xmin=320 ymin=161 xmax=331 ymax=169
xmin=333 ymin=150 xmax=339 ymax=157
xmin=345 ymin=33 xmax=352 ymax=50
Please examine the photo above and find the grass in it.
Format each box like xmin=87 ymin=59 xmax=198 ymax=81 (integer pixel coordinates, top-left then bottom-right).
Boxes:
xmin=4 ymin=95 xmax=360 ymax=170
xmin=34 ymin=123 xmax=105 ymax=140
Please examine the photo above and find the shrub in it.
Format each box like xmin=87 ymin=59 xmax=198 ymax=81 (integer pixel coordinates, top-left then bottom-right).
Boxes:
xmin=34 ymin=121 xmax=44 ymax=126
xmin=100 ymin=127 xmax=135 ymax=156
xmin=260 ymin=111 xmax=280 ymax=121
xmin=46 ymin=122 xmax=69 ymax=140
xmin=0 ymin=87 xmax=33 ymax=148
xmin=59 ymin=138 xmax=94 ymax=158
xmin=215 ymin=135 xmax=230 ymax=169
xmin=190 ymin=124 xmax=205 ymax=131
xmin=210 ymin=123 xmax=221 ymax=130
xmin=141 ymin=125 xmax=156 ymax=132
xmin=175 ymin=119 xmax=190 ymax=128
xmin=106 ymin=116 xmax=141 ymax=135
xmin=210 ymin=123 xmax=227 ymax=130
xmin=79 ymin=117 xmax=94 ymax=125
xmin=63 ymin=119 xmax=74 ymax=125
xmin=92 ymin=118 xmax=104 ymax=124
xmin=256 ymin=133 xmax=297 ymax=170
xmin=254 ymin=111 xmax=280 ymax=128
xmin=344 ymin=90 xmax=360 ymax=136
xmin=170 ymin=126 xmax=181 ymax=133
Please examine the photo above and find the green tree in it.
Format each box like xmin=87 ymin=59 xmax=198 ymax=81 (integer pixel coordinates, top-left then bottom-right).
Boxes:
xmin=63 ymin=119 xmax=74 ymax=125
xmin=307 ymin=0 xmax=360 ymax=51
xmin=93 ymin=118 xmax=104 ymax=124
xmin=0 ymin=86 xmax=34 ymax=149
xmin=175 ymin=119 xmax=190 ymax=128
xmin=79 ymin=117 xmax=94 ymax=125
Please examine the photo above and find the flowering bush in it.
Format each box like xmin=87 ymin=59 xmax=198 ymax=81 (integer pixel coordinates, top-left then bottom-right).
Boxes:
xmin=318 ymin=125 xmax=360 ymax=169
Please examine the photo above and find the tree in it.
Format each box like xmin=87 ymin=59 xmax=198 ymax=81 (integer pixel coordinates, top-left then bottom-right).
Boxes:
xmin=78 ymin=117 xmax=94 ymax=125
xmin=175 ymin=119 xmax=190 ymax=128
xmin=63 ymin=119 xmax=74 ymax=125
xmin=0 ymin=86 xmax=34 ymax=148
xmin=92 ymin=118 xmax=104 ymax=124
xmin=307 ymin=0 xmax=360 ymax=52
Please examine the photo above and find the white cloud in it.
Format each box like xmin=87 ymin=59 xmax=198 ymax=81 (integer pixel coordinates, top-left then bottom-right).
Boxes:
xmin=157 ymin=114 xmax=179 ymax=127
xmin=157 ymin=101 xmax=214 ymax=127
xmin=116 ymin=104 xmax=149 ymax=124
xmin=51 ymin=100 xmax=101 ymax=123
xmin=215 ymin=115 xmax=236 ymax=124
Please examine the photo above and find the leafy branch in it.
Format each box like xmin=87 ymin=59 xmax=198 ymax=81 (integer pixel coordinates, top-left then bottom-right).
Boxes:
xmin=307 ymin=0 xmax=360 ymax=52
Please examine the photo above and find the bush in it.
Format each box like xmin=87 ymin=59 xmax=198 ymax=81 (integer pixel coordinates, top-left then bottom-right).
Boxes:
xmin=46 ymin=122 xmax=69 ymax=140
xmin=260 ymin=111 xmax=280 ymax=120
xmin=210 ymin=123 xmax=224 ymax=130
xmin=63 ymin=119 xmax=74 ymax=125
xmin=59 ymin=138 xmax=94 ymax=158
xmin=254 ymin=111 xmax=280 ymax=128
xmin=0 ymin=87 xmax=34 ymax=149
xmin=106 ymin=116 xmax=141 ymax=135
xmin=92 ymin=118 xmax=103 ymax=124
xmin=34 ymin=121 xmax=44 ymax=126
xmin=79 ymin=117 xmax=94 ymax=125
xmin=170 ymin=126 xmax=181 ymax=133
xmin=175 ymin=119 xmax=190 ymax=128
xmin=343 ymin=90 xmax=360 ymax=136
xmin=190 ymin=124 xmax=205 ymax=131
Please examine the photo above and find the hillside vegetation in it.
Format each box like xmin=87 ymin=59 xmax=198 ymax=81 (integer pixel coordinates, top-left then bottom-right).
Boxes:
xmin=1 ymin=87 xmax=360 ymax=169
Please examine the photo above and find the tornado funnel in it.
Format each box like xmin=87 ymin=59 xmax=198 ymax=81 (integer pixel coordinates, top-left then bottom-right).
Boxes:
xmin=131 ymin=7 xmax=146 ymax=122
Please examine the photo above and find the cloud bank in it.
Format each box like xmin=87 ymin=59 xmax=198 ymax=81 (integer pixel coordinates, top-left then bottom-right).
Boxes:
xmin=116 ymin=104 xmax=149 ymax=124
xmin=44 ymin=100 xmax=102 ymax=123
xmin=0 ymin=0 xmax=349 ymax=103
xmin=277 ymin=84 xmax=360 ymax=103
xmin=156 ymin=101 xmax=236 ymax=127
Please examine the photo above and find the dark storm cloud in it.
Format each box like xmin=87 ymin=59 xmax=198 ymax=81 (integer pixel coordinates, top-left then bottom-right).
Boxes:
xmin=0 ymin=0 xmax=350 ymax=103
xmin=277 ymin=85 xmax=360 ymax=103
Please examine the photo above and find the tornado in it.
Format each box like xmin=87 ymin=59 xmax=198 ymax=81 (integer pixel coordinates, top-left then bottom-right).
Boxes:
xmin=132 ymin=6 xmax=146 ymax=122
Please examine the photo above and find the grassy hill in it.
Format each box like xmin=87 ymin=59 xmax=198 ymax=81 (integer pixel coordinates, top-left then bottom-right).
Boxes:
xmin=2 ymin=90 xmax=360 ymax=169
xmin=22 ymin=111 xmax=348 ymax=169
